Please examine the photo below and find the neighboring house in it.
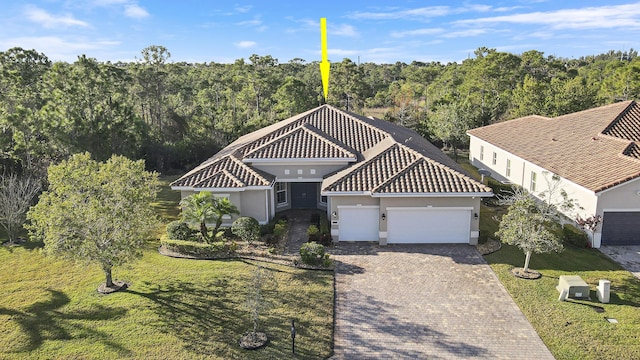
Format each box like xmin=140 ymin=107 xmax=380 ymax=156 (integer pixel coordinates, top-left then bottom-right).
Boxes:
xmin=172 ymin=105 xmax=492 ymax=245
xmin=467 ymin=100 xmax=640 ymax=248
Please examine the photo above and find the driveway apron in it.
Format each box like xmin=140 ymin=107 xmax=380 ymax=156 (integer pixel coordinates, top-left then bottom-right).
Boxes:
xmin=330 ymin=244 xmax=555 ymax=359
xmin=599 ymin=245 xmax=640 ymax=279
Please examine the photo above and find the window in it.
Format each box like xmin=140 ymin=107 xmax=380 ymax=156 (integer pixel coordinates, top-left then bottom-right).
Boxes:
xmin=530 ymin=171 xmax=537 ymax=192
xmin=492 ymin=152 xmax=497 ymax=165
xmin=284 ymin=169 xmax=290 ymax=175
xmin=310 ymin=169 xmax=316 ymax=175
xmin=506 ymin=159 xmax=511 ymax=177
xmin=276 ymin=182 xmax=287 ymax=205
xmin=320 ymin=195 xmax=328 ymax=204
xmin=480 ymin=146 xmax=484 ymax=160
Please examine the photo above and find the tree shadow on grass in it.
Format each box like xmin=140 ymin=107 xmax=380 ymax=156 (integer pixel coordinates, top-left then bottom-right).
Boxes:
xmin=0 ymin=289 xmax=130 ymax=355
xmin=125 ymin=280 xmax=247 ymax=356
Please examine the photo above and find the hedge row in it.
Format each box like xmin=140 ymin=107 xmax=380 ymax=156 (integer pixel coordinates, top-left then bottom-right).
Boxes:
xmin=160 ymin=238 xmax=237 ymax=258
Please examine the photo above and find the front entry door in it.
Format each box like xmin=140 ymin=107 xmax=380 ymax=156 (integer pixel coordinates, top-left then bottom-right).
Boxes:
xmin=291 ymin=182 xmax=318 ymax=209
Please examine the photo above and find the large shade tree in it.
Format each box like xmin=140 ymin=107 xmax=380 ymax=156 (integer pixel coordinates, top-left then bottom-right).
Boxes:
xmin=27 ymin=153 xmax=159 ymax=291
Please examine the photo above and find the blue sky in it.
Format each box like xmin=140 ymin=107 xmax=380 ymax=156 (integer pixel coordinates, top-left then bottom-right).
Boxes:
xmin=1 ymin=1 xmax=639 ymax=64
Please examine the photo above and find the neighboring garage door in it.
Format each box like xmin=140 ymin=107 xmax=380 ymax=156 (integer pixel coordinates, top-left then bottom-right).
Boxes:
xmin=601 ymin=211 xmax=640 ymax=245
xmin=387 ymin=207 xmax=471 ymax=244
xmin=338 ymin=206 xmax=379 ymax=241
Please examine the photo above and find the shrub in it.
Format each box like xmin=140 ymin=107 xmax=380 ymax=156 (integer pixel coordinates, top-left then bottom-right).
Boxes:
xmin=273 ymin=219 xmax=287 ymax=240
xmin=307 ymin=224 xmax=319 ymax=238
xmin=232 ymin=217 xmax=260 ymax=244
xmin=300 ymin=241 xmax=325 ymax=265
xmin=161 ymin=238 xmax=237 ymax=258
xmin=563 ymin=224 xmax=589 ymax=248
xmin=166 ymin=221 xmax=195 ymax=241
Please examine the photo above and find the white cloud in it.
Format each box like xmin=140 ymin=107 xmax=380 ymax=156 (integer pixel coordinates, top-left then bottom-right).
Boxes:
xmin=235 ymin=41 xmax=256 ymax=49
xmin=24 ymin=5 xmax=89 ymax=28
xmin=234 ymin=5 xmax=252 ymax=13
xmin=391 ymin=28 xmax=444 ymax=38
xmin=454 ymin=3 xmax=640 ymax=30
xmin=348 ymin=6 xmax=451 ymax=20
xmin=0 ymin=36 xmax=120 ymax=62
xmin=442 ymin=29 xmax=490 ymax=38
xmin=124 ymin=4 xmax=149 ymax=19
xmin=329 ymin=24 xmax=359 ymax=37
xmin=236 ymin=19 xmax=261 ymax=26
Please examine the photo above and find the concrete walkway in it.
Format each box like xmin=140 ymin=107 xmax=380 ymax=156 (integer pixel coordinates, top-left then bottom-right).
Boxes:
xmin=329 ymin=244 xmax=554 ymax=359
xmin=599 ymin=246 xmax=640 ymax=279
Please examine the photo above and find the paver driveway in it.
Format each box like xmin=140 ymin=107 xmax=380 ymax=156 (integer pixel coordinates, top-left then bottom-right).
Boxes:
xmin=330 ymin=244 xmax=554 ymax=359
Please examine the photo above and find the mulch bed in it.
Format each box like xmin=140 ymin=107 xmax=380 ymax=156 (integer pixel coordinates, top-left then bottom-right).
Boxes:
xmin=239 ymin=331 xmax=268 ymax=350
xmin=97 ymin=280 xmax=129 ymax=294
xmin=511 ymin=267 xmax=542 ymax=279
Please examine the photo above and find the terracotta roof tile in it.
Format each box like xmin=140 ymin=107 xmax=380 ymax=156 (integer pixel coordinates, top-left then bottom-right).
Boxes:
xmin=374 ymin=158 xmax=490 ymax=194
xmin=171 ymin=155 xmax=273 ymax=188
xmin=323 ymin=144 xmax=417 ymax=192
xmin=244 ymin=123 xmax=357 ymax=160
xmin=467 ymin=101 xmax=640 ymax=192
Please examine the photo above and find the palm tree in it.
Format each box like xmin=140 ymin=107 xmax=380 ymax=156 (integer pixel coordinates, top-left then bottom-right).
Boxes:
xmin=211 ymin=197 xmax=239 ymax=232
xmin=179 ymin=192 xmax=216 ymax=241
xmin=179 ymin=192 xmax=240 ymax=241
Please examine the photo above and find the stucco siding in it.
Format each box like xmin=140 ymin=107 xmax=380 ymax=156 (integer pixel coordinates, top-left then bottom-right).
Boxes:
xmin=593 ymin=177 xmax=640 ymax=247
xmin=240 ymin=190 xmax=270 ymax=224
xmin=252 ymin=163 xmax=347 ymax=182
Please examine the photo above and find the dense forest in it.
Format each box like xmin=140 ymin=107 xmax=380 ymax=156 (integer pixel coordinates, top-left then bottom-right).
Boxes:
xmin=1 ymin=45 xmax=639 ymax=176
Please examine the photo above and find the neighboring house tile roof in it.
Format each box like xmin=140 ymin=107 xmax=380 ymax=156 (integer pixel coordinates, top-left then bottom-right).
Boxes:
xmin=467 ymin=100 xmax=640 ymax=193
xmin=173 ymin=105 xmax=491 ymax=196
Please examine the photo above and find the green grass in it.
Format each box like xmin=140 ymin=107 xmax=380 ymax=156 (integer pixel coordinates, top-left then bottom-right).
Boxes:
xmin=451 ymin=151 xmax=640 ymax=359
xmin=0 ymin=176 xmax=334 ymax=359
xmin=486 ymin=245 xmax=640 ymax=359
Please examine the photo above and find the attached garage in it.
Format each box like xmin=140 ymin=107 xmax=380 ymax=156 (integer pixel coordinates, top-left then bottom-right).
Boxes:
xmin=387 ymin=207 xmax=472 ymax=244
xmin=338 ymin=206 xmax=380 ymax=241
xmin=601 ymin=211 xmax=640 ymax=245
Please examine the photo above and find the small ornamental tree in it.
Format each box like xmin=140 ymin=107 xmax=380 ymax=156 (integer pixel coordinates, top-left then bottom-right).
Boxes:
xmin=496 ymin=188 xmax=563 ymax=273
xmin=27 ymin=153 xmax=160 ymax=292
xmin=232 ymin=217 xmax=260 ymax=244
xmin=575 ymin=214 xmax=602 ymax=246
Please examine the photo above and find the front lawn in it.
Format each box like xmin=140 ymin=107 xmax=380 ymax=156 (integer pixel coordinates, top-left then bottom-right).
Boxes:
xmin=447 ymin=151 xmax=640 ymax=359
xmin=0 ymin=176 xmax=334 ymax=359
xmin=485 ymin=243 xmax=640 ymax=360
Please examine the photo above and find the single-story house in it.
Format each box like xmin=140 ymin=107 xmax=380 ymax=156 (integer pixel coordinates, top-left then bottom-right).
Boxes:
xmin=172 ymin=105 xmax=492 ymax=245
xmin=467 ymin=100 xmax=640 ymax=247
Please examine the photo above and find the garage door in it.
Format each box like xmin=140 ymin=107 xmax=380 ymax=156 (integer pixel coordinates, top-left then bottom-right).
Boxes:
xmin=338 ymin=206 xmax=379 ymax=241
xmin=601 ymin=211 xmax=640 ymax=245
xmin=387 ymin=207 xmax=471 ymax=244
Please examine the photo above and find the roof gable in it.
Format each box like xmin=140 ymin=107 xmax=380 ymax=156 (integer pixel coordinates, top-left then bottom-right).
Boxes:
xmin=244 ymin=123 xmax=357 ymax=161
xmin=374 ymin=158 xmax=489 ymax=194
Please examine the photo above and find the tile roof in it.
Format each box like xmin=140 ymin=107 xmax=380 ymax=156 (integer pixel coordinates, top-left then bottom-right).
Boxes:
xmin=375 ymin=158 xmax=490 ymax=194
xmin=171 ymin=155 xmax=274 ymax=188
xmin=244 ymin=123 xmax=357 ymax=160
xmin=173 ymin=105 xmax=491 ymax=196
xmin=467 ymin=101 xmax=640 ymax=192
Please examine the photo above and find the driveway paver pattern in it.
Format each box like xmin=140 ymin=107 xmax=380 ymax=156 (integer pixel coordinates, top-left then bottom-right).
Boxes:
xmin=329 ymin=243 xmax=555 ymax=359
xmin=599 ymin=245 xmax=640 ymax=279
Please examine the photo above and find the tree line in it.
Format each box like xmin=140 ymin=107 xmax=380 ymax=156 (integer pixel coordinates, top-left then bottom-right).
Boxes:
xmin=2 ymin=45 xmax=639 ymax=176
